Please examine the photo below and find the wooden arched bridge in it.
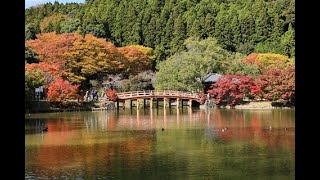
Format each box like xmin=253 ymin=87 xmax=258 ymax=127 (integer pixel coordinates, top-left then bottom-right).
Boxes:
xmin=115 ymin=90 xmax=204 ymax=109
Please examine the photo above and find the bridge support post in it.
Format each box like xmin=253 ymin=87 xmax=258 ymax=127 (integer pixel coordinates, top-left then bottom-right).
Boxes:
xmin=188 ymin=100 xmax=192 ymax=108
xmin=116 ymin=101 xmax=119 ymax=109
xmin=137 ymin=98 xmax=144 ymax=109
xmin=164 ymin=98 xmax=168 ymax=108
xmin=176 ymin=98 xmax=180 ymax=108
xmin=156 ymin=99 xmax=159 ymax=108
xmin=169 ymin=99 xmax=171 ymax=108
xmin=150 ymin=98 xmax=153 ymax=109
xmin=125 ymin=100 xmax=132 ymax=109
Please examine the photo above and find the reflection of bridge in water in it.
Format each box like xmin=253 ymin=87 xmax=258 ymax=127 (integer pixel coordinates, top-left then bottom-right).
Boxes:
xmin=116 ymin=90 xmax=203 ymax=109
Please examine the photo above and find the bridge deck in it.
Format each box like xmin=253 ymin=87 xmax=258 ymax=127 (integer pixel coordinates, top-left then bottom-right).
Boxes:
xmin=117 ymin=90 xmax=202 ymax=102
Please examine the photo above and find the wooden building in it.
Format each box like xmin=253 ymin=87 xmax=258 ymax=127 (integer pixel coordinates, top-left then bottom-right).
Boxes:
xmin=202 ymin=73 xmax=222 ymax=94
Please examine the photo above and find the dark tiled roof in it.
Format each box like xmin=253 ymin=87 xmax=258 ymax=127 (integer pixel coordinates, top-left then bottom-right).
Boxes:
xmin=202 ymin=73 xmax=222 ymax=83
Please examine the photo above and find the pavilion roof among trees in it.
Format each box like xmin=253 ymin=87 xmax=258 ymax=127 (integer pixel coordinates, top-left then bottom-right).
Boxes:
xmin=202 ymin=73 xmax=222 ymax=85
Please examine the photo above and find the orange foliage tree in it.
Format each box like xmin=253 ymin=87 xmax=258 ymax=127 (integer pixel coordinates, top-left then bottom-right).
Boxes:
xmin=64 ymin=34 xmax=126 ymax=84
xmin=118 ymin=45 xmax=153 ymax=75
xmin=25 ymin=62 xmax=61 ymax=88
xmin=244 ymin=53 xmax=294 ymax=72
xmin=25 ymin=32 xmax=82 ymax=67
xmin=26 ymin=33 xmax=154 ymax=97
xmin=47 ymin=78 xmax=79 ymax=102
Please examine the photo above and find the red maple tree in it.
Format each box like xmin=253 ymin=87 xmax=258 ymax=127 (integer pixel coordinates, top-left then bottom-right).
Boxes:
xmin=47 ymin=78 xmax=79 ymax=102
xmin=106 ymin=89 xmax=118 ymax=101
xmin=208 ymin=74 xmax=260 ymax=106
xmin=256 ymin=67 xmax=295 ymax=103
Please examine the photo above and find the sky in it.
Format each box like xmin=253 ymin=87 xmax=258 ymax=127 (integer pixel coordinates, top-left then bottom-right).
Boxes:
xmin=25 ymin=0 xmax=85 ymax=9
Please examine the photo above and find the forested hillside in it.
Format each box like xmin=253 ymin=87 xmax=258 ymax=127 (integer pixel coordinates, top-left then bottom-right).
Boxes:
xmin=25 ymin=0 xmax=295 ymax=107
xmin=25 ymin=0 xmax=295 ymax=61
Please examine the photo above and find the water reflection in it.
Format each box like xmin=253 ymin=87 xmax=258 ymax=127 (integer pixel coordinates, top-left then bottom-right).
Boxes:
xmin=26 ymin=109 xmax=295 ymax=179
xmin=204 ymin=109 xmax=295 ymax=150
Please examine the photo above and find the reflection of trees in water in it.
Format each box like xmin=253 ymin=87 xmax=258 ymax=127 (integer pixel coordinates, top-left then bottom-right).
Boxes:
xmin=204 ymin=109 xmax=295 ymax=150
xmin=25 ymin=118 xmax=47 ymax=133
xmin=27 ymin=111 xmax=158 ymax=178
xmin=26 ymin=109 xmax=294 ymax=179
xmin=26 ymin=120 xmax=83 ymax=146
xmin=77 ymin=109 xmax=294 ymax=152
xmin=27 ymin=130 xmax=156 ymax=179
xmin=154 ymin=109 xmax=295 ymax=179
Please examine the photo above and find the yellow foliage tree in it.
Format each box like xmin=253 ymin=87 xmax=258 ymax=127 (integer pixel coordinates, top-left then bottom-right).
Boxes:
xmin=25 ymin=32 xmax=82 ymax=68
xmin=244 ymin=53 xmax=294 ymax=71
xmin=118 ymin=45 xmax=153 ymax=75
xmin=64 ymin=34 xmax=126 ymax=84
xmin=40 ymin=14 xmax=68 ymax=33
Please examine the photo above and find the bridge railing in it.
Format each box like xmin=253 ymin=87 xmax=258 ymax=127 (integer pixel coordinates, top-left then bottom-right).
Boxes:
xmin=116 ymin=90 xmax=200 ymax=99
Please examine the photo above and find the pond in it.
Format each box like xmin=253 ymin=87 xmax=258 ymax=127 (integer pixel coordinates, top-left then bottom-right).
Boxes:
xmin=25 ymin=108 xmax=295 ymax=179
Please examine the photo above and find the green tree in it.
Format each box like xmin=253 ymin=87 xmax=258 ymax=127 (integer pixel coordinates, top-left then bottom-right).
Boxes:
xmin=25 ymin=69 xmax=45 ymax=110
xmin=155 ymin=37 xmax=231 ymax=91
xmin=25 ymin=47 xmax=40 ymax=64
xmin=226 ymin=54 xmax=261 ymax=77
xmin=170 ymin=14 xmax=186 ymax=54
xmin=253 ymin=0 xmax=270 ymax=43
xmin=270 ymin=14 xmax=283 ymax=42
xmin=280 ymin=23 xmax=295 ymax=57
xmin=204 ymin=13 xmax=215 ymax=37
xmin=113 ymin=1 xmax=125 ymax=46
xmin=40 ymin=14 xmax=67 ymax=33
xmin=122 ymin=3 xmax=141 ymax=44
xmin=281 ymin=0 xmax=295 ymax=30
xmin=25 ymin=0 xmax=295 ymax=63
xmin=60 ymin=18 xmax=81 ymax=33
xmin=81 ymin=23 xmax=106 ymax=38
xmin=189 ymin=19 xmax=202 ymax=39
xmin=25 ymin=23 xmax=38 ymax=40
xmin=238 ymin=5 xmax=255 ymax=54
xmin=254 ymin=41 xmax=283 ymax=54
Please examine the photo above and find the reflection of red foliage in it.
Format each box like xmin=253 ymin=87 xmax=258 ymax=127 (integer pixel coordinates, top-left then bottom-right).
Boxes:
xmin=47 ymin=78 xmax=79 ymax=102
xmin=107 ymin=115 xmax=117 ymax=129
xmin=33 ymin=121 xmax=154 ymax=173
xmin=208 ymin=75 xmax=260 ymax=106
xmin=106 ymin=89 xmax=118 ymax=101
xmin=250 ymin=116 xmax=261 ymax=134
xmin=206 ymin=110 xmax=295 ymax=150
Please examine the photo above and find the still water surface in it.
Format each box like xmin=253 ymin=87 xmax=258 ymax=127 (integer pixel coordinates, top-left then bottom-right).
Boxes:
xmin=25 ymin=108 xmax=295 ymax=179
